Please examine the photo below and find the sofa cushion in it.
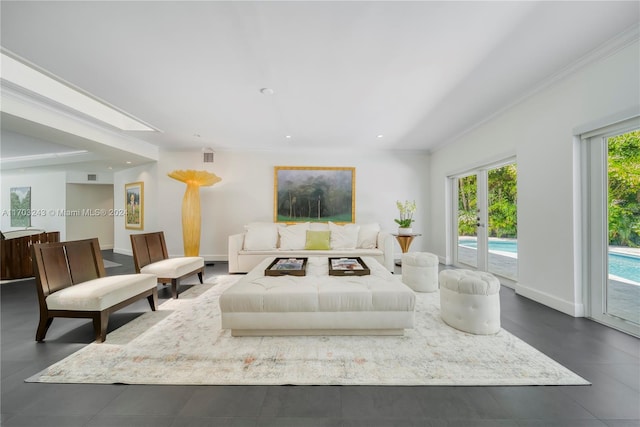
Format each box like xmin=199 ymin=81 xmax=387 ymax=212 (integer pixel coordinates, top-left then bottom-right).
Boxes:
xmin=46 ymin=273 xmax=157 ymax=311
xmin=309 ymin=222 xmax=330 ymax=231
xmin=243 ymin=222 xmax=279 ymax=250
xmin=304 ymin=230 xmax=331 ymax=250
xmin=278 ymin=223 xmax=309 ymax=250
xmin=357 ymin=223 xmax=381 ymax=249
xmin=329 ymin=222 xmax=360 ymax=249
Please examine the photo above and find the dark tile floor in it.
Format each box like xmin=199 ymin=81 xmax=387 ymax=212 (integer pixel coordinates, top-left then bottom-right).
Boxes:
xmin=1 ymin=251 xmax=639 ymax=426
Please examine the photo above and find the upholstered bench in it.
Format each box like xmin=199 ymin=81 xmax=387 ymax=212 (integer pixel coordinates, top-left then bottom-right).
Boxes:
xmin=220 ymin=256 xmax=415 ymax=336
xmin=32 ymin=238 xmax=158 ymax=343
xmin=401 ymin=252 xmax=439 ymax=292
xmin=438 ymin=269 xmax=501 ymax=335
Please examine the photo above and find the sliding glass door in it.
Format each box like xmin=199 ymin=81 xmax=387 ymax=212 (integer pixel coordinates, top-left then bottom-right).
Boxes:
xmin=453 ymin=161 xmax=518 ymax=280
xmin=487 ymin=164 xmax=518 ymax=279
xmin=585 ymin=125 xmax=639 ymax=336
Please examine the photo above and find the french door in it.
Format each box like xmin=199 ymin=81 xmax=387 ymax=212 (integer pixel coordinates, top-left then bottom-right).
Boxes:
xmin=584 ymin=121 xmax=639 ymax=337
xmin=452 ymin=160 xmax=518 ymax=280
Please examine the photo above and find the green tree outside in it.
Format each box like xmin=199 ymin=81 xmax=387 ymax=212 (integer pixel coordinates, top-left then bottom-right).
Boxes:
xmin=608 ymin=130 xmax=640 ymax=247
xmin=458 ymin=164 xmax=517 ymax=239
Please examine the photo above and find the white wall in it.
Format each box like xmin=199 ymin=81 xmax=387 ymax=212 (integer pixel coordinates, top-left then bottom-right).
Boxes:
xmin=113 ymin=162 xmax=159 ymax=254
xmin=113 ymin=149 xmax=430 ymax=260
xmin=65 ymin=183 xmax=114 ymax=248
xmin=0 ymin=170 xmax=67 ymax=238
xmin=428 ymin=40 xmax=640 ymax=316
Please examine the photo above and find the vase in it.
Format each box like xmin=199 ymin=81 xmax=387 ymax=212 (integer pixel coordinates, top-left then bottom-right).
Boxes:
xmin=398 ymin=227 xmax=413 ymax=235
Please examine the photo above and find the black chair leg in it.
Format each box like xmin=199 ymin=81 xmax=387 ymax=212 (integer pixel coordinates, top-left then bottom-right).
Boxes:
xmin=36 ymin=316 xmax=53 ymax=342
xmin=171 ymin=279 xmax=179 ymax=299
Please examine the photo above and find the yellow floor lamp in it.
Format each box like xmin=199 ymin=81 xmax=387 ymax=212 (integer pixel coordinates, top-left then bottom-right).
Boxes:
xmin=168 ymin=169 xmax=222 ymax=256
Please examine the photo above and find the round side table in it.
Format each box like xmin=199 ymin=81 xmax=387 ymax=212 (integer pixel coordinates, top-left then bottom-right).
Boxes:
xmin=392 ymin=233 xmax=422 ymax=266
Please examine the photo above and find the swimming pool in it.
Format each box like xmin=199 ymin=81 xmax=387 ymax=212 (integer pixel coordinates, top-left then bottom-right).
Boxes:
xmin=458 ymin=238 xmax=640 ymax=284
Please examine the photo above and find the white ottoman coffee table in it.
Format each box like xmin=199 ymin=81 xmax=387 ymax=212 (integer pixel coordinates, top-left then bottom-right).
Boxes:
xmin=220 ymin=256 xmax=415 ymax=336
xmin=438 ymin=269 xmax=501 ymax=335
xmin=401 ymin=252 xmax=439 ymax=292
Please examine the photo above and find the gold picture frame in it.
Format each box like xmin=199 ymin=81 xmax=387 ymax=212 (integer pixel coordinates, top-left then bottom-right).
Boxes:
xmin=125 ymin=182 xmax=144 ymax=230
xmin=274 ymin=166 xmax=355 ymax=223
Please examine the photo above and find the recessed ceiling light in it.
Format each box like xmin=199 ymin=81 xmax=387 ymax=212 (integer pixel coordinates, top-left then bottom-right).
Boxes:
xmin=126 ymin=161 xmax=132 ymax=164
xmin=377 ymin=134 xmax=384 ymax=138
xmin=285 ymin=135 xmax=292 ymax=139
xmin=260 ymin=88 xmax=275 ymax=95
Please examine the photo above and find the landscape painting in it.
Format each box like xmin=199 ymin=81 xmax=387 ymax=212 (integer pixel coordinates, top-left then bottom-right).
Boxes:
xmin=10 ymin=187 xmax=31 ymax=227
xmin=125 ymin=182 xmax=144 ymax=230
xmin=274 ymin=166 xmax=355 ymax=223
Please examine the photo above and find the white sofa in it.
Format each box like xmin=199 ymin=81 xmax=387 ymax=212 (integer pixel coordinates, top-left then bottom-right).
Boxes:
xmin=228 ymin=222 xmax=395 ymax=273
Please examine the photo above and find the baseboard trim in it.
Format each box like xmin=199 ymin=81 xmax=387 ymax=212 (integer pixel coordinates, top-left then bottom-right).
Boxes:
xmin=515 ymin=282 xmax=584 ymax=317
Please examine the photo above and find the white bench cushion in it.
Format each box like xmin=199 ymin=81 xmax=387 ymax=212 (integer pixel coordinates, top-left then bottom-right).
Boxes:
xmin=140 ymin=257 xmax=204 ymax=278
xmin=221 ymin=257 xmax=414 ymax=314
xmin=46 ymin=273 xmax=157 ymax=311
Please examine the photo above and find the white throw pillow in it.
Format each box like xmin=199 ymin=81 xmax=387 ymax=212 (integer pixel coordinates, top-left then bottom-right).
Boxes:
xmin=278 ymin=223 xmax=310 ymax=250
xmin=243 ymin=223 xmax=279 ymax=250
xmin=357 ymin=223 xmax=381 ymax=249
xmin=309 ymin=222 xmax=330 ymax=231
xmin=329 ymin=222 xmax=360 ymax=249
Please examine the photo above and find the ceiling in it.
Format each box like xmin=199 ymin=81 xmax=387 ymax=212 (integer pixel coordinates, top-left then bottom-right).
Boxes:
xmin=1 ymin=1 xmax=638 ymax=171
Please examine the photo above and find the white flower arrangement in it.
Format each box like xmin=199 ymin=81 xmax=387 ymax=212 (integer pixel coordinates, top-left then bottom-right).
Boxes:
xmin=394 ymin=200 xmax=416 ymax=228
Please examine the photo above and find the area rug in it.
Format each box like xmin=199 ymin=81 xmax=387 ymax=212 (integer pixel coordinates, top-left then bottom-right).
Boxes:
xmin=27 ymin=276 xmax=589 ymax=386
xmin=103 ymin=260 xmax=122 ymax=268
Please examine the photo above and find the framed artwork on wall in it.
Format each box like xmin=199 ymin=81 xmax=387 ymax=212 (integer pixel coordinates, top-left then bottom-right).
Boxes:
xmin=274 ymin=166 xmax=355 ymax=223
xmin=10 ymin=187 xmax=31 ymax=227
xmin=125 ymin=182 xmax=144 ymax=230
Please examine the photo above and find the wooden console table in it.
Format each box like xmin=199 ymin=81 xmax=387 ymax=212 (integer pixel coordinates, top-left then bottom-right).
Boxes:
xmin=1 ymin=231 xmax=60 ymax=280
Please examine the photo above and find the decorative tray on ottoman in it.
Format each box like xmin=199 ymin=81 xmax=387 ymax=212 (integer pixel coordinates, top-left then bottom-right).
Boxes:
xmin=265 ymin=257 xmax=308 ymax=276
xmin=328 ymin=257 xmax=370 ymax=276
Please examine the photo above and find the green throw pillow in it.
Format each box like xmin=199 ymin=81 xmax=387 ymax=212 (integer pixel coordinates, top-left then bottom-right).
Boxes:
xmin=304 ymin=230 xmax=331 ymax=250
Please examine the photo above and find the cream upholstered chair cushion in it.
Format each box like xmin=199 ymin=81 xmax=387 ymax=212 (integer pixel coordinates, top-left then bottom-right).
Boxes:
xmin=140 ymin=257 xmax=204 ymax=278
xmin=46 ymin=274 xmax=157 ymax=311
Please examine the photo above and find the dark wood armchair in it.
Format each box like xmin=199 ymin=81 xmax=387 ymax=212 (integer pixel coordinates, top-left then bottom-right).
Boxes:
xmin=130 ymin=232 xmax=204 ymax=299
xmin=32 ymin=238 xmax=158 ymax=342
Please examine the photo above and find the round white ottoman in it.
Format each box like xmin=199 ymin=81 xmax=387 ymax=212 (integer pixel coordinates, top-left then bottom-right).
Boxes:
xmin=438 ymin=269 xmax=501 ymax=335
xmin=401 ymin=252 xmax=439 ymax=292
